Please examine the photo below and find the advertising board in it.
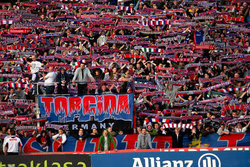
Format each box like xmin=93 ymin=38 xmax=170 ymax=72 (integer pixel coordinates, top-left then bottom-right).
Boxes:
xmin=0 ymin=154 xmax=91 ymax=167
xmin=91 ymin=150 xmax=250 ymax=167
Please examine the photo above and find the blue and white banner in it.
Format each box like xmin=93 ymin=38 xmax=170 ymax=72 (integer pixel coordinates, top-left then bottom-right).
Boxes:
xmin=38 ymin=94 xmax=134 ymax=131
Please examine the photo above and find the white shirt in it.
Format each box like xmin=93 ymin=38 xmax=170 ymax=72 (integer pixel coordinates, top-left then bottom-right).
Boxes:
xmin=217 ymin=127 xmax=229 ymax=135
xmin=2 ymin=135 xmax=10 ymax=152
xmin=44 ymin=72 xmax=56 ymax=86
xmin=134 ymin=96 xmax=144 ymax=105
xmin=235 ymin=127 xmax=247 ymax=133
xmin=104 ymin=136 xmax=108 ymax=151
xmin=4 ymin=136 xmax=22 ymax=153
xmin=30 ymin=61 xmax=42 ymax=74
xmin=52 ymin=133 xmax=67 ymax=144
xmin=97 ymin=35 xmax=107 ymax=46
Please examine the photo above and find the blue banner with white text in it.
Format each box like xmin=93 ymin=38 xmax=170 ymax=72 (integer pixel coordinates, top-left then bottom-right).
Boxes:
xmin=38 ymin=94 xmax=134 ymax=131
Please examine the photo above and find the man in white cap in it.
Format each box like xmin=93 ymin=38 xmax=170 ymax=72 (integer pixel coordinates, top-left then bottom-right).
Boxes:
xmin=72 ymin=60 xmax=95 ymax=96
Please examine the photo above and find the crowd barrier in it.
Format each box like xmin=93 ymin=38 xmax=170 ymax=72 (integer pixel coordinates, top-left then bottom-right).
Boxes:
xmin=1 ymin=147 xmax=249 ymax=167
xmin=20 ymin=133 xmax=250 ymax=153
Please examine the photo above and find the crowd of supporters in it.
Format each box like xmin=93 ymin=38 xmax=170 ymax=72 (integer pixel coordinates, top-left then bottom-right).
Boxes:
xmin=0 ymin=0 xmax=249 ymax=153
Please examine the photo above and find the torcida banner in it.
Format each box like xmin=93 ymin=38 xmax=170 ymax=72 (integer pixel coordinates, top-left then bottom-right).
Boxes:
xmin=38 ymin=94 xmax=134 ymax=131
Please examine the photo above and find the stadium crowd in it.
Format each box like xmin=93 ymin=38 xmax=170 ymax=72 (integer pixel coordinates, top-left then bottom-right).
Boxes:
xmin=0 ymin=0 xmax=249 ymax=154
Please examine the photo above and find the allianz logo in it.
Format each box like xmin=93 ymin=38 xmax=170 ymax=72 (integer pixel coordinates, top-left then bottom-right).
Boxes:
xmin=133 ymin=153 xmax=221 ymax=167
xmin=198 ymin=153 xmax=221 ymax=167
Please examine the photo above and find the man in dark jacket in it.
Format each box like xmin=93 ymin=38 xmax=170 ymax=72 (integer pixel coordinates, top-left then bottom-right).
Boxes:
xmin=169 ymin=128 xmax=185 ymax=148
xmin=56 ymin=68 xmax=70 ymax=94
xmin=36 ymin=130 xmax=51 ymax=152
xmin=74 ymin=128 xmax=88 ymax=141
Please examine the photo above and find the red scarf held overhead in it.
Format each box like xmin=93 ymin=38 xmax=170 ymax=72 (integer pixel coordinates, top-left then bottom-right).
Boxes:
xmin=3 ymin=29 xmax=32 ymax=33
xmin=193 ymin=45 xmax=213 ymax=50
xmin=220 ymin=15 xmax=244 ymax=22
xmin=122 ymin=54 xmax=145 ymax=60
xmin=0 ymin=44 xmax=25 ymax=51
xmin=168 ymin=57 xmax=195 ymax=62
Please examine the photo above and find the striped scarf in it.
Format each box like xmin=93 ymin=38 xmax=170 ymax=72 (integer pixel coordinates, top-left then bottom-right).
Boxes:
xmin=198 ymin=96 xmax=229 ymax=104
xmin=163 ymin=123 xmax=194 ymax=130
xmin=220 ymin=88 xmax=248 ymax=93
xmin=41 ymin=33 xmax=61 ymax=38
xmin=221 ymin=104 xmax=247 ymax=117
xmin=165 ymin=9 xmax=185 ymax=13
xmin=168 ymin=57 xmax=195 ymax=62
xmin=203 ymin=81 xmax=231 ymax=92
xmin=141 ymin=47 xmax=164 ymax=53
xmin=0 ymin=73 xmax=23 ymax=78
xmin=227 ymin=116 xmax=250 ymax=125
xmin=193 ymin=15 xmax=215 ymax=20
xmin=164 ymin=80 xmax=186 ymax=86
xmin=131 ymin=40 xmax=151 ymax=45
xmin=68 ymin=34 xmax=89 ymax=41
xmin=220 ymin=15 xmax=244 ymax=22
xmin=231 ymin=78 xmax=250 ymax=83
xmin=122 ymin=54 xmax=146 ymax=59
xmin=199 ymin=78 xmax=222 ymax=83
xmin=7 ymin=82 xmax=33 ymax=94
xmin=21 ymin=117 xmax=48 ymax=125
xmin=113 ymin=35 xmax=136 ymax=40
xmin=7 ymin=82 xmax=25 ymax=89
xmin=0 ymin=44 xmax=25 ymax=51
xmin=144 ymin=117 xmax=170 ymax=124
xmin=151 ymin=97 xmax=170 ymax=102
xmin=0 ymin=19 xmax=14 ymax=25
xmin=176 ymin=90 xmax=203 ymax=96
xmin=56 ymin=47 xmax=78 ymax=52
xmin=134 ymin=82 xmax=157 ymax=89
xmin=54 ymin=54 xmax=73 ymax=61
xmin=0 ymin=110 xmax=13 ymax=116
xmin=116 ymin=6 xmax=132 ymax=11
xmin=186 ymin=63 xmax=211 ymax=69
xmin=141 ymin=91 xmax=165 ymax=97
xmin=156 ymin=73 xmax=172 ymax=78
xmin=138 ymin=20 xmax=170 ymax=26
xmin=135 ymin=88 xmax=147 ymax=93
xmin=44 ymin=63 xmax=71 ymax=69
xmin=45 ymin=123 xmax=69 ymax=130
xmin=163 ymin=109 xmax=188 ymax=115
xmin=194 ymin=45 xmax=213 ymax=50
